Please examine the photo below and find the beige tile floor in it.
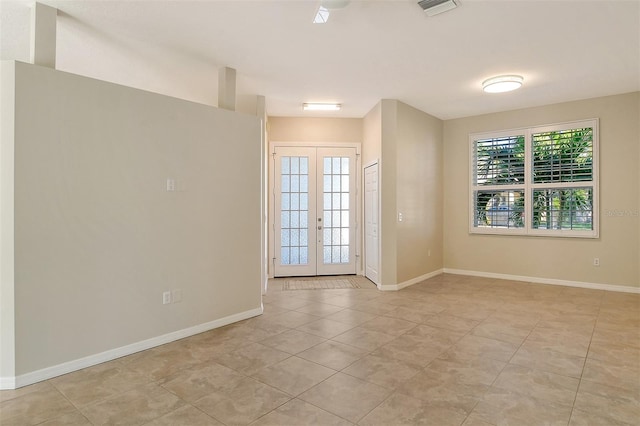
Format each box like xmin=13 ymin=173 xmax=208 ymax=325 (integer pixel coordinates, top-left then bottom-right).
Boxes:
xmin=1 ymin=274 xmax=639 ymax=425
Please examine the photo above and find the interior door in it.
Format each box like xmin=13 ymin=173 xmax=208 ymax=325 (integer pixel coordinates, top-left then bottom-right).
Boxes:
xmin=274 ymin=146 xmax=356 ymax=277
xmin=364 ymin=163 xmax=380 ymax=285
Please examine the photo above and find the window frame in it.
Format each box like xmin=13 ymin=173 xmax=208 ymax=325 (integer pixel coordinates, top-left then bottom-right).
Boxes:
xmin=469 ymin=119 xmax=599 ymax=238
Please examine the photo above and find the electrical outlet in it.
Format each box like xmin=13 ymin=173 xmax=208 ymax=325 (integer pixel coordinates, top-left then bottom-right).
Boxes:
xmin=172 ymin=289 xmax=182 ymax=303
xmin=593 ymin=258 xmax=600 ymax=267
xmin=166 ymin=178 xmax=176 ymax=192
xmin=162 ymin=291 xmax=171 ymax=304
xmin=428 ymin=249 xmax=431 ymax=257
xmin=398 ymin=212 xmax=403 ymax=222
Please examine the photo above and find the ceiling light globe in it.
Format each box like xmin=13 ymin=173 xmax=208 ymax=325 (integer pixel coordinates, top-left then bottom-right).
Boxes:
xmin=482 ymin=75 xmax=524 ymax=93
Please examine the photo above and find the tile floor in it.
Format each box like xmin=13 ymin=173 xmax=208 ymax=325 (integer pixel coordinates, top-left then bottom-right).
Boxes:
xmin=1 ymin=274 xmax=639 ymax=425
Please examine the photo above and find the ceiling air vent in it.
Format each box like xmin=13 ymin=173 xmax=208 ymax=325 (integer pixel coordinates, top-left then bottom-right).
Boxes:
xmin=418 ymin=0 xmax=458 ymax=16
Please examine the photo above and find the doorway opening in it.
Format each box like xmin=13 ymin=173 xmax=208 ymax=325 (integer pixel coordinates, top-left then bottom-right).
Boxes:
xmin=269 ymin=143 xmax=360 ymax=278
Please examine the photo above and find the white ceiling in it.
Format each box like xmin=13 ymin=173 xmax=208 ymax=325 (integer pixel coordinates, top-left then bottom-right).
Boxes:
xmin=1 ymin=0 xmax=639 ymax=119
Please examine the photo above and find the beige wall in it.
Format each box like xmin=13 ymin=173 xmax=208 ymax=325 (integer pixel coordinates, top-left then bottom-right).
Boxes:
xmin=364 ymin=100 xmax=444 ymax=287
xmin=443 ymin=92 xmax=640 ymax=288
xmin=0 ymin=62 xmax=17 ymax=379
xmin=1 ymin=61 xmax=262 ymax=381
xmin=268 ymin=117 xmax=362 ymax=143
xmin=380 ymin=100 xmax=399 ymax=286
xmin=395 ymin=101 xmax=444 ymax=283
xmin=362 ymin=102 xmax=382 ymax=167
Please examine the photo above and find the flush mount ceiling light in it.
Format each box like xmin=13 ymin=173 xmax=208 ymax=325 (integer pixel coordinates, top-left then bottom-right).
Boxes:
xmin=303 ymin=103 xmax=342 ymax=111
xmin=482 ymin=75 xmax=524 ymax=93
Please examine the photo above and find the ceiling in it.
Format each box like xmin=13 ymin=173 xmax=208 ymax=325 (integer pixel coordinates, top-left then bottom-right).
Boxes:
xmin=1 ymin=0 xmax=639 ymax=119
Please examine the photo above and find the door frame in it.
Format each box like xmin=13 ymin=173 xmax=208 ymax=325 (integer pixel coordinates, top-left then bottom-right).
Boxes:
xmin=268 ymin=141 xmax=362 ymax=278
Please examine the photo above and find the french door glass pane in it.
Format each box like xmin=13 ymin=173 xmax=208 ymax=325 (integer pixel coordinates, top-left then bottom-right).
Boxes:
xmin=280 ymin=156 xmax=309 ymax=265
xmin=322 ymin=156 xmax=350 ymax=265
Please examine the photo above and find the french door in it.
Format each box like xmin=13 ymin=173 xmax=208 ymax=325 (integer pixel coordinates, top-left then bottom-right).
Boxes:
xmin=274 ymin=146 xmax=357 ymax=277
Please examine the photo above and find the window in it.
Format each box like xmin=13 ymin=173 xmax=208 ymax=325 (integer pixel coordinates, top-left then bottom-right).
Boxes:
xmin=470 ymin=119 xmax=598 ymax=238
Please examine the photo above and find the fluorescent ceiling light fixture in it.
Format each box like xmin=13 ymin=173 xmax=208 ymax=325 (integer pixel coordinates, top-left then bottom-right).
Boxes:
xmin=482 ymin=75 xmax=524 ymax=93
xmin=313 ymin=6 xmax=330 ymax=23
xmin=303 ymin=103 xmax=342 ymax=111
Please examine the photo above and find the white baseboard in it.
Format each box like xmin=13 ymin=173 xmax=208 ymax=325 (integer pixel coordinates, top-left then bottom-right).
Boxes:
xmin=0 ymin=376 xmax=15 ymax=390
xmin=443 ymin=268 xmax=640 ymax=294
xmin=379 ymin=269 xmax=444 ymax=291
xmin=1 ymin=306 xmax=263 ymax=390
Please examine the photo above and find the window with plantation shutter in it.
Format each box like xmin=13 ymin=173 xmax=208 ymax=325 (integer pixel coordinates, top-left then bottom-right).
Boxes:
xmin=470 ymin=119 xmax=598 ymax=238
xmin=472 ymin=134 xmax=525 ymax=231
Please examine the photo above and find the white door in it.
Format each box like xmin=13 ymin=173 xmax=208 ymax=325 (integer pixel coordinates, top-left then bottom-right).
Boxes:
xmin=274 ymin=146 xmax=357 ymax=277
xmin=364 ymin=163 xmax=380 ymax=285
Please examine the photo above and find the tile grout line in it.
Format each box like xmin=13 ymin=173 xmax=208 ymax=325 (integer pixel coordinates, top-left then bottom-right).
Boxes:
xmin=566 ymin=297 xmax=603 ymax=425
